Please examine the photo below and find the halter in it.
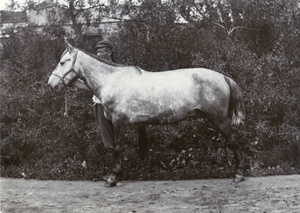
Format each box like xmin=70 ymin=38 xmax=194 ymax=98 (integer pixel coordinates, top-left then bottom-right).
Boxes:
xmin=53 ymin=50 xmax=80 ymax=86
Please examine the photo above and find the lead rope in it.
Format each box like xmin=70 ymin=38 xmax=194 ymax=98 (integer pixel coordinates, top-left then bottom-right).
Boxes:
xmin=64 ymin=89 xmax=68 ymax=117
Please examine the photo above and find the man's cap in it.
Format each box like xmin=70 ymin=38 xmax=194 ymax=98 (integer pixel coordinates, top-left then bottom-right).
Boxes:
xmin=95 ymin=40 xmax=113 ymax=50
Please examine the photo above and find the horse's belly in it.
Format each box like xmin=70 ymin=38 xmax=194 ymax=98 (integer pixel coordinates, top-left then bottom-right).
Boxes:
xmin=125 ymin=102 xmax=200 ymax=125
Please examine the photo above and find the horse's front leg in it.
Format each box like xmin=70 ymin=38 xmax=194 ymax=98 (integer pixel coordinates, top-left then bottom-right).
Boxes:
xmin=106 ymin=125 xmax=123 ymax=187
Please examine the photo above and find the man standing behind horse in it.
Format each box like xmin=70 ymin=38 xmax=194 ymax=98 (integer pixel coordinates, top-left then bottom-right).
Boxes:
xmin=92 ymin=40 xmax=116 ymax=153
xmin=73 ymin=39 xmax=148 ymax=184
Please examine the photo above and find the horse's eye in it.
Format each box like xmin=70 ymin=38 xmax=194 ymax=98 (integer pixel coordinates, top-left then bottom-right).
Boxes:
xmin=60 ymin=61 xmax=65 ymax=66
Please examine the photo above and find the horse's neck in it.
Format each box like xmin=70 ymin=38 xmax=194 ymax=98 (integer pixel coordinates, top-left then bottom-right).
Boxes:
xmin=77 ymin=51 xmax=118 ymax=97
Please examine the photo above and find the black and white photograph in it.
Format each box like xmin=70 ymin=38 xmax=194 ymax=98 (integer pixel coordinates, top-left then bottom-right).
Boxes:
xmin=0 ymin=0 xmax=299 ymax=212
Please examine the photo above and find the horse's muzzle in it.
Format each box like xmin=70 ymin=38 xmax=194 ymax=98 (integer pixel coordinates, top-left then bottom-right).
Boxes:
xmin=48 ymin=74 xmax=63 ymax=90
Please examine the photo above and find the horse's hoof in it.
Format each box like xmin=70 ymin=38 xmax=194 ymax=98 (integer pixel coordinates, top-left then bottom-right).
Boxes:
xmin=104 ymin=181 xmax=117 ymax=187
xmin=234 ymin=174 xmax=245 ymax=182
xmin=102 ymin=175 xmax=109 ymax=181
xmin=104 ymin=175 xmax=117 ymax=187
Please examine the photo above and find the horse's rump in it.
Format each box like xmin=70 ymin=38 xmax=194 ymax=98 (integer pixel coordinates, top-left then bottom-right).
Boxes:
xmin=224 ymin=77 xmax=245 ymax=126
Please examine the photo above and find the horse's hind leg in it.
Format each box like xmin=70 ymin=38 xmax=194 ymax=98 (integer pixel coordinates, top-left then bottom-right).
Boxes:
xmin=212 ymin=118 xmax=245 ymax=182
xmin=227 ymin=136 xmax=245 ymax=182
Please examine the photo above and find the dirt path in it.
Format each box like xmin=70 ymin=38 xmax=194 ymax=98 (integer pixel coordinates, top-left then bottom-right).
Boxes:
xmin=1 ymin=175 xmax=299 ymax=213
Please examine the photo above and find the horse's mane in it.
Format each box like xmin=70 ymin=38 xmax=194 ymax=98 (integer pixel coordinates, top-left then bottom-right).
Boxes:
xmin=60 ymin=47 xmax=126 ymax=67
xmin=82 ymin=51 xmax=143 ymax=74
xmin=79 ymin=48 xmax=126 ymax=67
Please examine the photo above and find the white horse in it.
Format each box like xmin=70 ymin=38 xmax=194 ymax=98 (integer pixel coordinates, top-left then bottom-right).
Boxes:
xmin=48 ymin=40 xmax=246 ymax=186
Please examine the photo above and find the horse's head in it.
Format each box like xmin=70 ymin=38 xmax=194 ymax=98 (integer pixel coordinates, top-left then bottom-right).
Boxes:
xmin=48 ymin=39 xmax=80 ymax=89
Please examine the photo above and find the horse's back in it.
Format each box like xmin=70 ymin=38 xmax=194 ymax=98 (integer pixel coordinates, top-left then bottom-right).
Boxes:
xmin=135 ymin=67 xmax=226 ymax=89
xmin=112 ymin=66 xmax=230 ymax=108
xmin=107 ymin=67 xmax=232 ymax=124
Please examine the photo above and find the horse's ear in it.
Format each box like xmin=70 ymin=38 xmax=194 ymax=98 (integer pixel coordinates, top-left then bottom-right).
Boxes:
xmin=64 ymin=37 xmax=74 ymax=52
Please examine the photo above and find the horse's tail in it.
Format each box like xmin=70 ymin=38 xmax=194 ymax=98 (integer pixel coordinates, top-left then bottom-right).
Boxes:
xmin=224 ymin=76 xmax=245 ymax=126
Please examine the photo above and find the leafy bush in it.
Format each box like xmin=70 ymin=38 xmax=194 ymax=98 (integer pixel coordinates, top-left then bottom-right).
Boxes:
xmin=1 ymin=0 xmax=299 ymax=180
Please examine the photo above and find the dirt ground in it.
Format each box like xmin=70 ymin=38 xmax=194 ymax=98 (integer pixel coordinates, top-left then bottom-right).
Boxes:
xmin=1 ymin=175 xmax=299 ymax=213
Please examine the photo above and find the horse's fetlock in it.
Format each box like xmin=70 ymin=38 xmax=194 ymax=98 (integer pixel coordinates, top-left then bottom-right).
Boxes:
xmin=112 ymin=164 xmax=122 ymax=174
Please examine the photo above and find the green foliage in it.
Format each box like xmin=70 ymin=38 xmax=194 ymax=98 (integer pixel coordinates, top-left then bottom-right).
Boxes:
xmin=1 ymin=0 xmax=300 ymax=180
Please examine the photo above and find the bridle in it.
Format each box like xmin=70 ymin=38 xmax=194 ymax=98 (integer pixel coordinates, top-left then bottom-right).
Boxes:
xmin=52 ymin=49 xmax=80 ymax=86
xmin=52 ymin=69 xmax=79 ymax=86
